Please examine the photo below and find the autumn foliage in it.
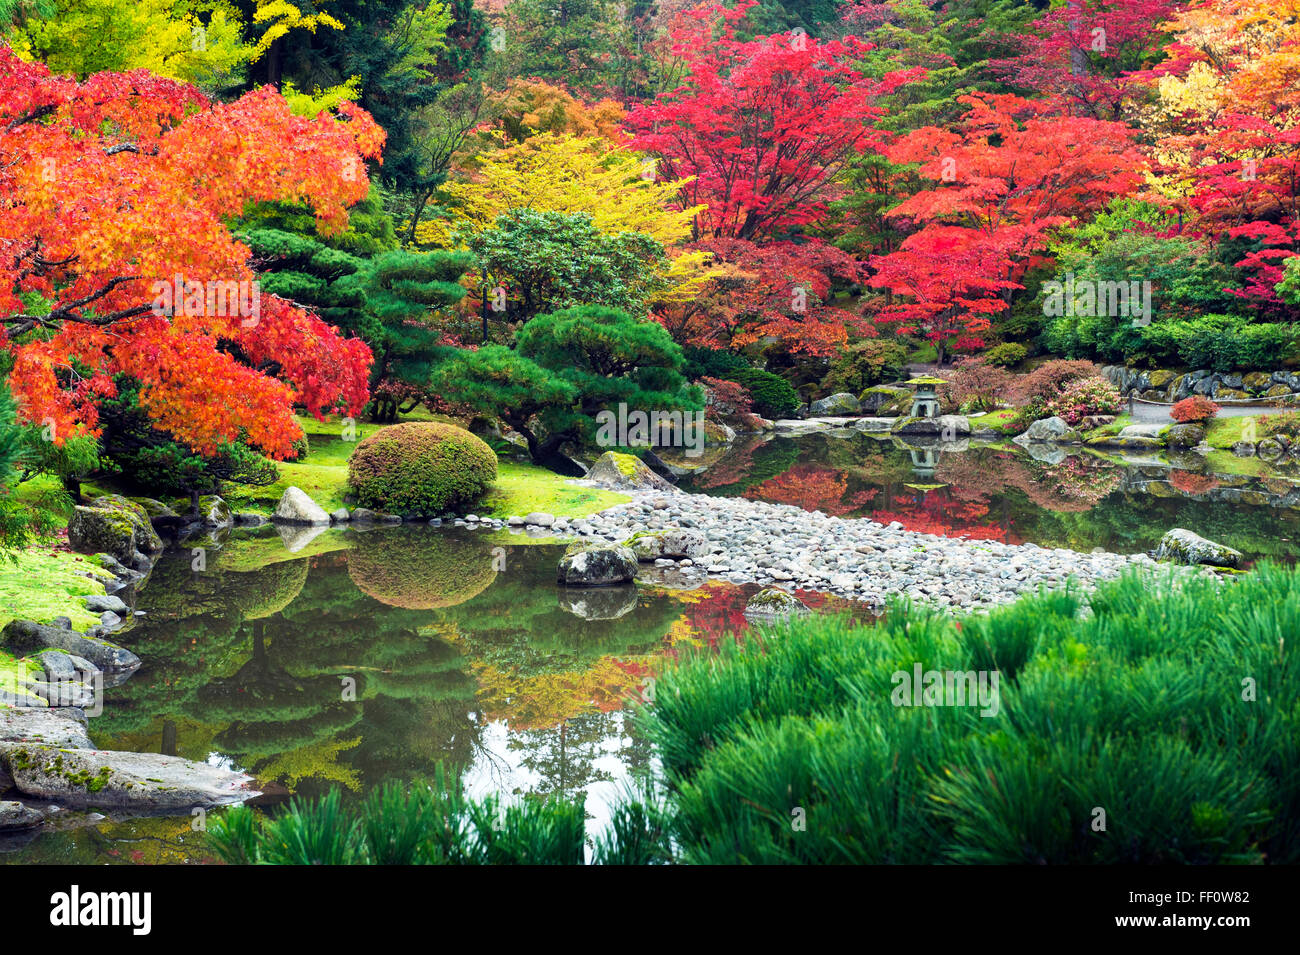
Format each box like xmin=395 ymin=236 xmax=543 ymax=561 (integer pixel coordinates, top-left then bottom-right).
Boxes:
xmin=0 ymin=51 xmax=378 ymax=457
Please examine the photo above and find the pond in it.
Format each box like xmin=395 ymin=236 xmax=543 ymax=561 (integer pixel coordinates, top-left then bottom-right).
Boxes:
xmin=4 ymin=432 xmax=1298 ymax=863
xmin=0 ymin=526 xmax=856 ymax=864
xmin=677 ymin=432 xmax=1300 ymax=563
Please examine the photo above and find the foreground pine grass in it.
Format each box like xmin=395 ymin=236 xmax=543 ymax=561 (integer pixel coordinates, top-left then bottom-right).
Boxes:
xmin=208 ymin=564 xmax=1299 ymax=864
xmin=644 ymin=564 xmax=1298 ymax=864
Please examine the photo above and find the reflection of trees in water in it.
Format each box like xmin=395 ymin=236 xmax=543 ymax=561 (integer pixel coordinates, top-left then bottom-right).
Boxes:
xmin=97 ymin=547 xmax=484 ymax=798
xmin=97 ymin=530 xmax=704 ymax=809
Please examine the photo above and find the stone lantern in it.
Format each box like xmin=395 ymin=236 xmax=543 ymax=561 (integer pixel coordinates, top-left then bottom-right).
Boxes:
xmin=905 ymin=376 xmax=947 ymax=418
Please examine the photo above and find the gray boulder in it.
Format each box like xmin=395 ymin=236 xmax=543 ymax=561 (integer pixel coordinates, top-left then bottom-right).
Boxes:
xmin=196 ymin=495 xmax=233 ymax=530
xmin=0 ymin=746 xmax=259 ymax=809
xmin=273 ymin=486 xmax=331 ymax=525
xmin=1013 ymin=416 xmax=1069 ymax=444
xmin=584 ymin=452 xmax=677 ymax=492
xmin=524 ymin=511 xmax=556 ymax=527
xmin=557 ymin=544 xmax=638 ymax=586
xmin=624 ymin=529 xmax=707 ymax=561
xmin=36 ymin=650 xmax=80 ymax=682
xmin=329 ymin=508 xmax=350 ymax=523
xmin=84 ymin=593 xmax=128 ymax=615
xmin=809 ymin=392 xmax=861 ymax=416
xmin=0 ymin=707 xmax=94 ymax=749
xmin=744 ymin=587 xmax=811 ymax=618
xmin=0 ymin=801 xmax=44 ymax=832
xmin=2 ymin=619 xmax=139 ymax=671
xmin=233 ymin=512 xmax=269 ymax=527
xmin=67 ymin=497 xmax=163 ymax=570
xmin=1155 ymin=528 xmax=1243 ymax=568
xmin=853 ymin=417 xmax=895 ymax=433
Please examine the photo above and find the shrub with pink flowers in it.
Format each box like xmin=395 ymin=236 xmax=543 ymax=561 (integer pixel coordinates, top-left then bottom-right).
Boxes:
xmin=1170 ymin=395 xmax=1221 ymax=423
xmin=1044 ymin=376 xmax=1122 ymax=425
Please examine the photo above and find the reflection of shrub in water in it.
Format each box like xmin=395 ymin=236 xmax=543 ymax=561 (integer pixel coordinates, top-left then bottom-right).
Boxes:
xmin=239 ymin=559 xmax=310 ymax=620
xmin=348 ymin=529 xmax=497 ymax=610
xmin=939 ymin=449 xmax=1120 ymax=514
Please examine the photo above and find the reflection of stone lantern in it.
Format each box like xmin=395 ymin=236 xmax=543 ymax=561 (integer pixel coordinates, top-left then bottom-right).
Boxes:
xmin=906 ymin=376 xmax=947 ymax=419
xmin=907 ymin=447 xmax=941 ymax=478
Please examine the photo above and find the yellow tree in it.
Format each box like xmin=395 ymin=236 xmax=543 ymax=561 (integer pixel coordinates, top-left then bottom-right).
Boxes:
xmin=420 ymin=132 xmax=716 ymax=303
xmin=5 ymin=0 xmax=349 ymax=94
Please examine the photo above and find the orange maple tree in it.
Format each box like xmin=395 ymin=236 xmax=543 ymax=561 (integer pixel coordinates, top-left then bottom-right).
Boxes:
xmin=0 ymin=52 xmax=380 ymax=457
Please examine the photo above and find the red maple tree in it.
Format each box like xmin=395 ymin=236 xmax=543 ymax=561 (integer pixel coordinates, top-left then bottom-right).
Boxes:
xmin=0 ymin=52 xmax=378 ymax=457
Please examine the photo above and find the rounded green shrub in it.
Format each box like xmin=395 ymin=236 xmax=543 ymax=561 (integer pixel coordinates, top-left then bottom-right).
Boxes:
xmin=982 ymin=342 xmax=1028 ymax=368
xmin=347 ymin=422 xmax=497 ymax=516
xmin=725 ymin=367 xmax=800 ymax=419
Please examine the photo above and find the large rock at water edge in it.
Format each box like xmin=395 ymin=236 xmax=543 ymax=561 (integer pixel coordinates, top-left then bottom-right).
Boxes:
xmin=67 ymin=496 xmax=163 ymax=570
xmin=624 ymin=529 xmax=707 ymax=561
xmin=584 ymin=452 xmax=676 ymax=492
xmin=1155 ymin=528 xmax=1243 ymax=568
xmin=744 ymin=588 xmax=811 ymax=618
xmin=2 ymin=619 xmax=139 ymax=671
xmin=808 ymin=392 xmax=861 ymax=416
xmin=557 ymin=543 xmax=638 ymax=586
xmin=273 ymin=486 xmax=331 ymax=525
xmin=0 ymin=746 xmax=259 ymax=809
xmin=1013 ymin=416 xmax=1069 ymax=445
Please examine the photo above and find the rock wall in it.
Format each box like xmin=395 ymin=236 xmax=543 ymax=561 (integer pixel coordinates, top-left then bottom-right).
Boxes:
xmin=1101 ymin=365 xmax=1300 ymax=403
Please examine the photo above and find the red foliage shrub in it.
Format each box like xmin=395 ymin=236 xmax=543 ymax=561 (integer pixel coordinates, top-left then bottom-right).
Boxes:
xmin=939 ymin=358 xmax=1015 ymax=412
xmin=1007 ymin=359 xmax=1100 ymax=405
xmin=1171 ymin=396 xmax=1221 ymax=423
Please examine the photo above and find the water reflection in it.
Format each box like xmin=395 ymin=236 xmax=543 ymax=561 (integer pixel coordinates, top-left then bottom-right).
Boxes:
xmin=677 ymin=433 xmax=1300 ymax=560
xmin=2 ymin=529 xmax=791 ymax=864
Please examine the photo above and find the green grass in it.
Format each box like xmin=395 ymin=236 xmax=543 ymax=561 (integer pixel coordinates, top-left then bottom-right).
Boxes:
xmin=477 ymin=459 xmax=628 ymax=520
xmin=638 ymin=564 xmax=1300 ymax=864
xmin=1204 ymin=415 xmax=1256 ymax=450
xmin=0 ymin=549 xmax=117 ymax=695
xmin=224 ymin=416 xmax=627 ymax=521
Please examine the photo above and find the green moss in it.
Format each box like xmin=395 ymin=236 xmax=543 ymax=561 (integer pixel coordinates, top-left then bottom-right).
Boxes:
xmin=611 ymin=452 xmax=640 ymax=477
xmin=0 ymin=548 xmax=116 ymax=633
xmin=1204 ymin=416 xmax=1256 ymax=450
xmin=477 ymin=460 xmax=629 ymax=519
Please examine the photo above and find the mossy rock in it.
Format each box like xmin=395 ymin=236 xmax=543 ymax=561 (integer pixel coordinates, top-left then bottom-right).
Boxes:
xmin=1215 ymin=387 xmax=1251 ymax=401
xmin=68 ymin=496 xmax=163 ymax=567
xmin=585 ymin=452 xmax=675 ymax=491
xmin=1147 ymin=369 xmax=1178 ymax=389
xmin=859 ymin=386 xmax=912 ymax=416
xmin=1243 ymin=371 xmax=1274 ymax=391
xmin=1155 ymin=528 xmax=1243 ymax=568
xmin=557 ymin=543 xmax=637 ymax=586
xmin=743 ymin=587 xmax=811 ymax=618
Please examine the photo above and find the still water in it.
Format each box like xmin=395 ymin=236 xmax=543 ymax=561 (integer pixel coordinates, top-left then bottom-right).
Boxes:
xmin=4 ymin=434 xmax=1297 ymax=863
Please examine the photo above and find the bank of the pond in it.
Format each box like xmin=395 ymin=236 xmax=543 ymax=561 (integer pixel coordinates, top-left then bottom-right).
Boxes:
xmin=562 ymin=488 xmax=1206 ymax=611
